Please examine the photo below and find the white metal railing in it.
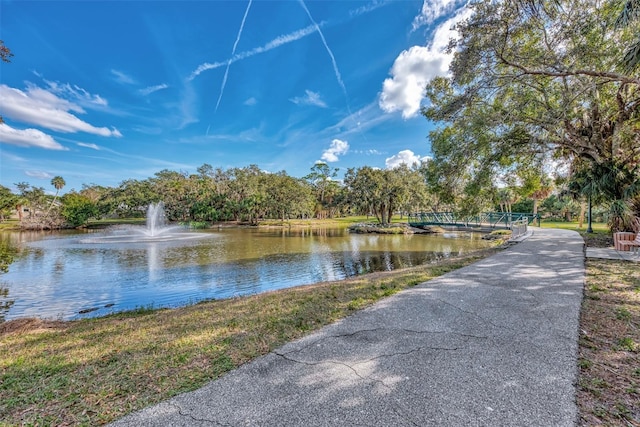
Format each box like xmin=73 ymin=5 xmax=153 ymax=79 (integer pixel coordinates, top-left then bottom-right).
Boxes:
xmin=510 ymin=217 xmax=528 ymax=239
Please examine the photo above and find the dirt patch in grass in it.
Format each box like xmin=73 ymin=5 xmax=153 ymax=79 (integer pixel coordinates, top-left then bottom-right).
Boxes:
xmin=582 ymin=232 xmax=614 ymax=248
xmin=0 ymin=317 xmax=66 ymax=335
xmin=578 ymin=258 xmax=640 ymax=426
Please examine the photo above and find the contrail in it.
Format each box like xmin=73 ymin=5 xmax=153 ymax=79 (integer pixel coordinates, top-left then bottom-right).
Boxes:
xmin=298 ymin=0 xmax=349 ymax=106
xmin=189 ymin=1 xmax=389 ymax=82
xmin=299 ymin=0 xmax=366 ymax=144
xmin=189 ymin=24 xmax=317 ymax=80
xmin=215 ymin=0 xmax=253 ymax=113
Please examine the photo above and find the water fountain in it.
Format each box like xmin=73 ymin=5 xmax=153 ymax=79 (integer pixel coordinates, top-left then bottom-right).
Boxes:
xmin=79 ymin=202 xmax=206 ymax=243
xmin=145 ymin=202 xmax=168 ymax=237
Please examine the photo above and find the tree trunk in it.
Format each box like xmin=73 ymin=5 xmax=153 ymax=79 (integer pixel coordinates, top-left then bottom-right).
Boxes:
xmin=578 ymin=200 xmax=586 ymax=228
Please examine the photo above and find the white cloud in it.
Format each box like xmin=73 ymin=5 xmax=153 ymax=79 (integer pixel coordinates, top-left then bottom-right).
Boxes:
xmin=353 ymin=149 xmax=383 ymax=155
xmin=411 ymin=0 xmax=462 ymax=31
xmin=326 ymin=102 xmax=392 ymax=137
xmin=0 ymin=123 xmax=67 ymax=150
xmin=385 ymin=149 xmax=430 ymax=169
xmin=176 ymin=84 xmax=199 ymax=129
xmin=0 ymin=152 xmax=26 ymax=162
xmin=77 ymin=142 xmax=100 ymax=150
xmin=0 ymin=84 xmax=122 ymax=137
xmin=244 ymin=97 xmax=257 ymax=106
xmin=290 ymin=90 xmax=327 ymax=108
xmin=139 ymin=84 xmax=169 ymax=96
xmin=44 ymin=80 xmax=108 ymax=107
xmin=378 ymin=45 xmax=448 ymax=118
xmin=379 ymin=7 xmax=471 ymax=119
xmin=25 ymin=170 xmax=54 ymax=179
xmin=24 ymin=83 xmax=85 ymax=113
xmin=111 ymin=69 xmax=136 ymax=84
xmin=321 ymin=138 xmax=349 ymax=162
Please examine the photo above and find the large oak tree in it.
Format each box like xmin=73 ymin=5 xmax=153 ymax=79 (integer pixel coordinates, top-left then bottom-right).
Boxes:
xmin=423 ymin=0 xmax=640 ymax=224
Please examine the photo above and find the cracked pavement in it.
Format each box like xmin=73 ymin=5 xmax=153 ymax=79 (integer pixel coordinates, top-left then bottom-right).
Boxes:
xmin=109 ymin=227 xmax=584 ymax=426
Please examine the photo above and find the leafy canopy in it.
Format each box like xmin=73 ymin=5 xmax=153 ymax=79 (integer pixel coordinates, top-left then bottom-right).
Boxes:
xmin=423 ymin=0 xmax=640 ymax=213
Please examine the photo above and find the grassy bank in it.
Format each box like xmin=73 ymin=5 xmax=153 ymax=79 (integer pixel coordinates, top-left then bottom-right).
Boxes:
xmin=0 ymin=248 xmax=499 ymax=426
xmin=0 ymin=220 xmax=20 ymax=231
xmin=578 ymin=258 xmax=640 ymax=426
xmin=1 ymin=226 xmax=637 ymax=426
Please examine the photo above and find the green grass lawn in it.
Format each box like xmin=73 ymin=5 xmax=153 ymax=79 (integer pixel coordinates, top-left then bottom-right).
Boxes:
xmin=0 ymin=249 xmax=499 ymax=426
xmin=540 ymin=220 xmax=609 ymax=233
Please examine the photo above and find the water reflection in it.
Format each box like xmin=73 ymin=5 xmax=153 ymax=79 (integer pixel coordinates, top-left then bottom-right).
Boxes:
xmin=0 ymin=227 xmax=493 ymax=321
xmin=0 ymin=287 xmax=15 ymax=322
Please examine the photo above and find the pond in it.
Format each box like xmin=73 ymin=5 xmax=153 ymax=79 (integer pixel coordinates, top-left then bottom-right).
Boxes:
xmin=0 ymin=226 xmax=495 ymax=321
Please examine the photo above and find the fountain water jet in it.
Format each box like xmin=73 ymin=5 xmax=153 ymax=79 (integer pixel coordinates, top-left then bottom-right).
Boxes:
xmin=133 ymin=202 xmax=182 ymax=237
xmin=146 ymin=202 xmax=166 ymax=237
xmin=79 ymin=202 xmax=207 ymax=243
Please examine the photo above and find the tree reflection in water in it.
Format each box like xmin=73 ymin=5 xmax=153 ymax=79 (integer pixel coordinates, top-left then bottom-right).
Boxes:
xmin=0 ymin=287 xmax=15 ymax=322
xmin=0 ymin=227 xmax=494 ymax=321
xmin=0 ymin=236 xmax=20 ymax=322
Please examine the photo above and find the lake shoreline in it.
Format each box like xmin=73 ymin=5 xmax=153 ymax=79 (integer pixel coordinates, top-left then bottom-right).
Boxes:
xmin=2 ymin=232 xmax=634 ymax=426
xmin=0 ymin=248 xmax=502 ymax=425
xmin=0 ymin=222 xmax=496 ymax=321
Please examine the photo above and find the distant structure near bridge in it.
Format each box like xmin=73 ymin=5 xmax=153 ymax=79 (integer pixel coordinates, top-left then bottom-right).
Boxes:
xmin=408 ymin=212 xmax=539 ymax=239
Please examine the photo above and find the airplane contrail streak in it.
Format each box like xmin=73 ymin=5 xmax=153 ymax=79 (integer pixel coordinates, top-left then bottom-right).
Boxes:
xmin=189 ymin=24 xmax=317 ymax=81
xmin=215 ymin=0 xmax=253 ymax=113
xmin=299 ymin=0 xmax=366 ymax=143
xmin=189 ymin=2 xmax=390 ymax=82
xmin=298 ymin=0 xmax=349 ymax=105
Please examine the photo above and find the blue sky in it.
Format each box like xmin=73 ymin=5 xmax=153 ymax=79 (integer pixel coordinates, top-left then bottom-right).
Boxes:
xmin=0 ymin=0 xmax=470 ymax=194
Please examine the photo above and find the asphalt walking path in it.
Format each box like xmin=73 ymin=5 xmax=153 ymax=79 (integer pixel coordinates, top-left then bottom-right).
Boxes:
xmin=110 ymin=227 xmax=585 ymax=427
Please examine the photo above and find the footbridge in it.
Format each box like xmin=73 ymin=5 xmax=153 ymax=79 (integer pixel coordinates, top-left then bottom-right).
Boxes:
xmin=408 ymin=212 xmax=539 ymax=237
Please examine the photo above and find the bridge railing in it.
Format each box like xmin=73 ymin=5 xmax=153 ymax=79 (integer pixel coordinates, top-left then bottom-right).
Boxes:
xmin=509 ymin=217 xmax=528 ymax=239
xmin=408 ymin=212 xmax=539 ymax=229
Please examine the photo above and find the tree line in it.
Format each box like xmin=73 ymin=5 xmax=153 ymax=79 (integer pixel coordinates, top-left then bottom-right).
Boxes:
xmin=0 ymin=157 xmax=630 ymax=232
xmin=0 ymin=163 xmax=439 ymax=229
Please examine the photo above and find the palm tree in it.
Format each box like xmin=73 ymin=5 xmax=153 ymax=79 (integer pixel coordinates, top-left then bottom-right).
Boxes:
xmin=0 ymin=40 xmax=12 ymax=124
xmin=497 ymin=188 xmax=517 ymax=213
xmin=51 ymin=176 xmax=65 ymax=201
xmin=14 ymin=196 xmax=27 ymax=223
xmin=530 ymin=178 xmax=553 ymax=226
xmin=45 ymin=176 xmax=65 ymax=219
xmin=616 ymin=0 xmax=640 ymax=71
xmin=568 ymin=160 xmax=640 ymax=232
